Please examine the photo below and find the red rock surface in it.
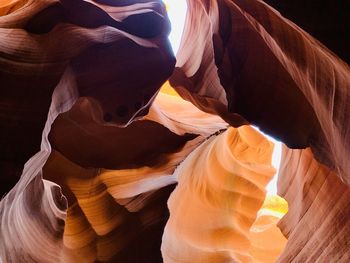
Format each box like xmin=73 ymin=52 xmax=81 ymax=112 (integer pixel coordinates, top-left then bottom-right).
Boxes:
xmin=0 ymin=0 xmax=349 ymax=262
xmin=277 ymin=146 xmax=350 ymax=262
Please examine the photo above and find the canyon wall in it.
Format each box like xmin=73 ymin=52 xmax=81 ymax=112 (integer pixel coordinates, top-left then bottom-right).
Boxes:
xmin=0 ymin=0 xmax=349 ymax=262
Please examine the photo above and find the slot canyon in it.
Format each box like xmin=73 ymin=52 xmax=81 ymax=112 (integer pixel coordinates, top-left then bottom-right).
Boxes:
xmin=0 ymin=0 xmax=349 ymax=262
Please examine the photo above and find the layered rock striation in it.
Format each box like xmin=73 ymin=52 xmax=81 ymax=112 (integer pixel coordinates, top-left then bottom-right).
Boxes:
xmin=0 ymin=0 xmax=349 ymax=262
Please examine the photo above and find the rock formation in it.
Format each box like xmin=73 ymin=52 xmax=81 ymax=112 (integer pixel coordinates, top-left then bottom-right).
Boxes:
xmin=277 ymin=147 xmax=350 ymax=262
xmin=161 ymin=127 xmax=281 ymax=262
xmin=0 ymin=0 xmax=349 ymax=262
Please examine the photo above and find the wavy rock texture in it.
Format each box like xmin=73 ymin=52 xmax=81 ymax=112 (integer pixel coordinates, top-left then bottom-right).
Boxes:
xmin=0 ymin=0 xmax=349 ymax=262
xmin=277 ymin=147 xmax=350 ymax=262
xmin=249 ymin=207 xmax=288 ymax=262
xmin=172 ymin=0 xmax=350 ymax=183
xmin=161 ymin=126 xmax=283 ymax=262
xmin=0 ymin=0 xmax=175 ymax=193
xmin=0 ymin=81 xmax=229 ymax=262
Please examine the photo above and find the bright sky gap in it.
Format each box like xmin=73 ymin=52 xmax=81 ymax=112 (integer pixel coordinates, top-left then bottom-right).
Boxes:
xmin=163 ymin=0 xmax=281 ymax=195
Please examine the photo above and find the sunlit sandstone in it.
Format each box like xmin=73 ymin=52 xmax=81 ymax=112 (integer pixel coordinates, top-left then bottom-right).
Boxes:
xmin=0 ymin=0 xmax=349 ymax=262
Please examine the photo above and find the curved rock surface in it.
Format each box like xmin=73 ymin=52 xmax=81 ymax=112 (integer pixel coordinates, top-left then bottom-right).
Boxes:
xmin=0 ymin=0 xmax=349 ymax=262
xmin=0 ymin=0 xmax=175 ymax=193
xmin=161 ymin=126 xmax=279 ymax=262
xmin=277 ymin=147 xmax=350 ymax=262
xmin=172 ymin=0 xmax=350 ymax=184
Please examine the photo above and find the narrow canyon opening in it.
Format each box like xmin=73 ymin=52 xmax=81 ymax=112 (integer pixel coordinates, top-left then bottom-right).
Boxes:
xmin=1 ymin=0 xmax=348 ymax=262
xmin=162 ymin=0 xmax=288 ymax=261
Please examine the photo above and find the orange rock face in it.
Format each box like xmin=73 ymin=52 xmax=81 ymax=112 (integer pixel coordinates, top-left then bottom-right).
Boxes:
xmin=161 ymin=126 xmax=284 ymax=262
xmin=0 ymin=0 xmax=349 ymax=262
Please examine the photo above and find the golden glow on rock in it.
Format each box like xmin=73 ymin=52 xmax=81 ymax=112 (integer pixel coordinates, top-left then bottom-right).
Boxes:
xmin=260 ymin=195 xmax=289 ymax=217
xmin=159 ymin=81 xmax=180 ymax=97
